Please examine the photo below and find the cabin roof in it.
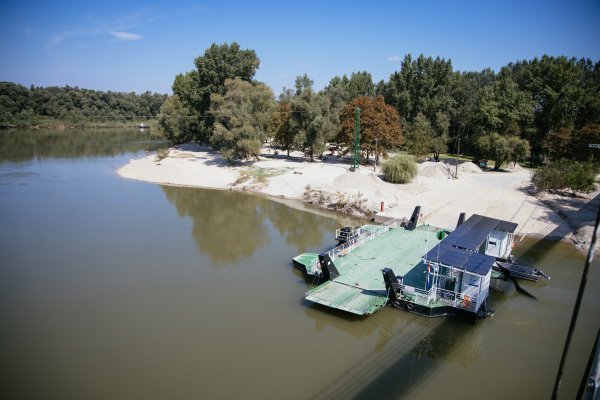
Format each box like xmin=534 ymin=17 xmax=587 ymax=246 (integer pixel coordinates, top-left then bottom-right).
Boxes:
xmin=424 ymin=241 xmax=496 ymax=276
xmin=443 ymin=214 xmax=517 ymax=251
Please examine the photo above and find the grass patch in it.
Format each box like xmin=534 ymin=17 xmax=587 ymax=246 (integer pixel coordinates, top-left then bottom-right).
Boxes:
xmin=438 ymin=153 xmax=473 ymax=163
xmin=381 ymin=154 xmax=418 ymax=184
xmin=154 ymin=147 xmax=170 ymax=162
xmin=234 ymin=166 xmax=291 ymax=186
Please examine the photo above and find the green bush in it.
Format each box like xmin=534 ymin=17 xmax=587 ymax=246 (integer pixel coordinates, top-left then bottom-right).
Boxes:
xmin=382 ymin=154 xmax=418 ymax=184
xmin=532 ymin=159 xmax=598 ymax=193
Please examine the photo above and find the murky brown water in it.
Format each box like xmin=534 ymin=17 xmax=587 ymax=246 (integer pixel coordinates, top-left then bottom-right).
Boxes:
xmin=0 ymin=129 xmax=598 ymax=399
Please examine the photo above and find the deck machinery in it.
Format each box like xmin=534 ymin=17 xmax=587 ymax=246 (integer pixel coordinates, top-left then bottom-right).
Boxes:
xmin=292 ymin=207 xmax=547 ymax=322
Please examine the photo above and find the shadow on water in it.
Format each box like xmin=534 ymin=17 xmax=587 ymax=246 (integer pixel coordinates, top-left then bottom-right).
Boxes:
xmin=310 ymin=230 xmax=596 ymax=399
xmin=310 ymin=317 xmax=474 ymax=400
xmin=160 ymin=185 xmax=351 ymax=264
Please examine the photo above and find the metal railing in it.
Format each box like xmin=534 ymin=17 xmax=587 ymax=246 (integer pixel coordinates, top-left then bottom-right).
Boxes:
xmin=435 ymin=288 xmax=478 ymax=312
xmin=326 ymin=219 xmax=403 ymax=262
xmin=398 ymin=284 xmax=478 ymax=312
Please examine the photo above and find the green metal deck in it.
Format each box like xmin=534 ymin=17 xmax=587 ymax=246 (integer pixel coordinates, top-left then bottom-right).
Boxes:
xmin=305 ymin=224 xmax=446 ymax=315
xmin=292 ymin=253 xmax=319 ymax=274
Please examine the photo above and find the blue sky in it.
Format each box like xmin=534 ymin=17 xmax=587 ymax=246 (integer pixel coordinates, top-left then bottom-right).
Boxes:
xmin=1 ymin=0 xmax=599 ymax=95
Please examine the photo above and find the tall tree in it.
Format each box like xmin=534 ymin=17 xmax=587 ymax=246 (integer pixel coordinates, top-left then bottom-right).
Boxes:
xmin=347 ymin=71 xmax=375 ymax=100
xmin=156 ymin=95 xmax=200 ymax=144
xmin=507 ymin=136 xmax=531 ymax=166
xmin=172 ymin=42 xmax=260 ymax=140
xmin=508 ymin=56 xmax=596 ymax=159
xmin=289 ymin=75 xmax=330 ymax=161
xmin=475 ymin=132 xmax=511 ymax=170
xmin=406 ymin=112 xmax=433 ymax=159
xmin=385 ymin=54 xmax=455 ymax=125
xmin=430 ymin=111 xmax=450 ymax=161
xmin=270 ymin=100 xmax=294 ymax=157
xmin=573 ymin=124 xmax=600 ymax=161
xmin=338 ymin=96 xmax=403 ymax=162
xmin=449 ymin=69 xmax=496 ymax=155
xmin=543 ymin=128 xmax=572 ymax=161
xmin=210 ymin=78 xmax=274 ymax=160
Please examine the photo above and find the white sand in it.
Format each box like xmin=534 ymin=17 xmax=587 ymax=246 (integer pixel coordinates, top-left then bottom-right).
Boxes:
xmin=118 ymin=145 xmax=580 ymax=243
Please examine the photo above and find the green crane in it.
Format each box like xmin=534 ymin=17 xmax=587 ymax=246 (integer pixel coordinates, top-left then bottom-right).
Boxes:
xmin=351 ymin=107 xmax=361 ymax=171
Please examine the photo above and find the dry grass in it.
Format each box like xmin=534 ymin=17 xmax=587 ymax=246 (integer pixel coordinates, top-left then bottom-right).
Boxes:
xmin=233 ymin=167 xmax=290 ymax=186
xmin=303 ymin=185 xmax=373 ymax=218
xmin=154 ymin=147 xmax=170 ymax=162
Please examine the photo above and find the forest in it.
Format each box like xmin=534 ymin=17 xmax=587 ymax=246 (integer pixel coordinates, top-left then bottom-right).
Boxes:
xmin=0 ymin=83 xmax=167 ymax=128
xmin=157 ymin=43 xmax=600 ymax=168
xmin=1 ymin=42 xmax=599 ymax=169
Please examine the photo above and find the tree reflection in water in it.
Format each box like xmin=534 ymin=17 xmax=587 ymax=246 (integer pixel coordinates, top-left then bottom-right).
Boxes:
xmin=0 ymin=129 xmax=164 ymax=162
xmin=162 ymin=185 xmax=350 ymax=265
xmin=264 ymin=200 xmax=342 ymax=253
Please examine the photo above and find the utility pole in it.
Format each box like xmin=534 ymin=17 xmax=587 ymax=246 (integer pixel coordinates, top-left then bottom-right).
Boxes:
xmin=374 ymin=138 xmax=379 ymax=172
xmin=351 ymin=107 xmax=361 ymax=171
xmin=455 ymin=135 xmax=460 ymax=179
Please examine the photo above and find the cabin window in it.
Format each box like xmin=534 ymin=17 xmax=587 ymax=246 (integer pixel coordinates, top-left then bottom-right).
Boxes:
xmin=488 ymin=240 xmax=497 ymax=246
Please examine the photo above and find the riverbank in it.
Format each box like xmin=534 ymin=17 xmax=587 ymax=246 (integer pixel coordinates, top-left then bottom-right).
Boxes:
xmin=118 ymin=143 xmax=596 ymax=250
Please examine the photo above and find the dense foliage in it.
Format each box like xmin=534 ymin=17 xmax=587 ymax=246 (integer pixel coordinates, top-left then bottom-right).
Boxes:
xmin=532 ymin=160 xmax=599 ymax=193
xmin=288 ymin=74 xmax=335 ymax=162
xmin=2 ymin=43 xmax=598 ymax=166
xmin=210 ymin=78 xmax=274 ymax=160
xmin=156 ymin=95 xmax=199 ymax=143
xmin=0 ymin=82 xmax=166 ymax=128
xmin=381 ymin=154 xmax=418 ymax=184
xmin=170 ymin=42 xmax=260 ymax=142
xmin=338 ymin=96 xmax=403 ymax=161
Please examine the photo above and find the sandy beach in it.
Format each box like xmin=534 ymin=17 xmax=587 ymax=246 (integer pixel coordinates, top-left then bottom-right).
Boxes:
xmin=118 ymin=144 xmax=598 ymax=249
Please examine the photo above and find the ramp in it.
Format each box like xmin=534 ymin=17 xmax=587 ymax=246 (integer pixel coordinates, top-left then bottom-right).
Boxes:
xmin=305 ymin=281 xmax=387 ymax=315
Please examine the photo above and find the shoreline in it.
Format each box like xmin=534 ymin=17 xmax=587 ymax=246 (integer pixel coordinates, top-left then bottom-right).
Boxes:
xmin=118 ymin=144 xmax=596 ymax=252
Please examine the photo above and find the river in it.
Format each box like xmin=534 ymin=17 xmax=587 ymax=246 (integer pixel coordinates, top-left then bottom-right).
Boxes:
xmin=0 ymin=129 xmax=598 ymax=399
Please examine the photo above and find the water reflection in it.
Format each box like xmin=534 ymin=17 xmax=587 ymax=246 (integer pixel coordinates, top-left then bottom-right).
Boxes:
xmin=0 ymin=129 xmax=165 ymax=162
xmin=161 ymin=185 xmax=345 ymax=264
xmin=264 ymin=200 xmax=344 ymax=252
xmin=162 ymin=186 xmax=270 ymax=264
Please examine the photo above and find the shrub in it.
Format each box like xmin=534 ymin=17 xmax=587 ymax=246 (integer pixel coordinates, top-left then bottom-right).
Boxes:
xmin=532 ymin=159 xmax=598 ymax=193
xmin=382 ymin=154 xmax=418 ymax=184
xmin=154 ymin=147 xmax=170 ymax=162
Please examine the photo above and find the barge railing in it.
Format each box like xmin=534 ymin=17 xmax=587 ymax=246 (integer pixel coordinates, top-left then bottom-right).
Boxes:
xmin=400 ymin=285 xmax=478 ymax=312
xmin=326 ymin=218 xmax=403 ymax=262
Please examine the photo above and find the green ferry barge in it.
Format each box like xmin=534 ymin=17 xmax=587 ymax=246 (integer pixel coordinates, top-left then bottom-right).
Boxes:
xmin=292 ymin=206 xmax=547 ymax=322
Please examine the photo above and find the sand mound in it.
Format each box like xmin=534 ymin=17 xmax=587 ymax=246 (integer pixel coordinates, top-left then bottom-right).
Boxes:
xmin=458 ymin=162 xmax=482 ymax=174
xmin=440 ymin=159 xmax=482 ymax=174
xmin=419 ymin=162 xmax=453 ymax=180
xmin=333 ymin=171 xmax=388 ymax=191
xmin=505 ymin=162 xmax=526 ymax=171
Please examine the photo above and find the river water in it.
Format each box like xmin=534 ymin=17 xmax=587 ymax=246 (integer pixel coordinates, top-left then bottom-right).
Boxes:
xmin=0 ymin=129 xmax=598 ymax=399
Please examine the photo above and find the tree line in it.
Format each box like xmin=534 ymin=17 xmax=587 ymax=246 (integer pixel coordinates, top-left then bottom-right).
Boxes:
xmin=0 ymin=82 xmax=167 ymax=128
xmin=1 ymin=42 xmax=598 ymax=168
xmin=157 ymin=42 xmax=600 ymax=167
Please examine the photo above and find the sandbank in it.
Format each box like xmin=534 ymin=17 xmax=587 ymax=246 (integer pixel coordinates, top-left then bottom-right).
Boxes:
xmin=118 ymin=144 xmax=598 ymax=250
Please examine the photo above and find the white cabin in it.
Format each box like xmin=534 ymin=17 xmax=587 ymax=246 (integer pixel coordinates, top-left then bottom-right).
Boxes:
xmin=421 ymin=214 xmax=518 ymax=314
